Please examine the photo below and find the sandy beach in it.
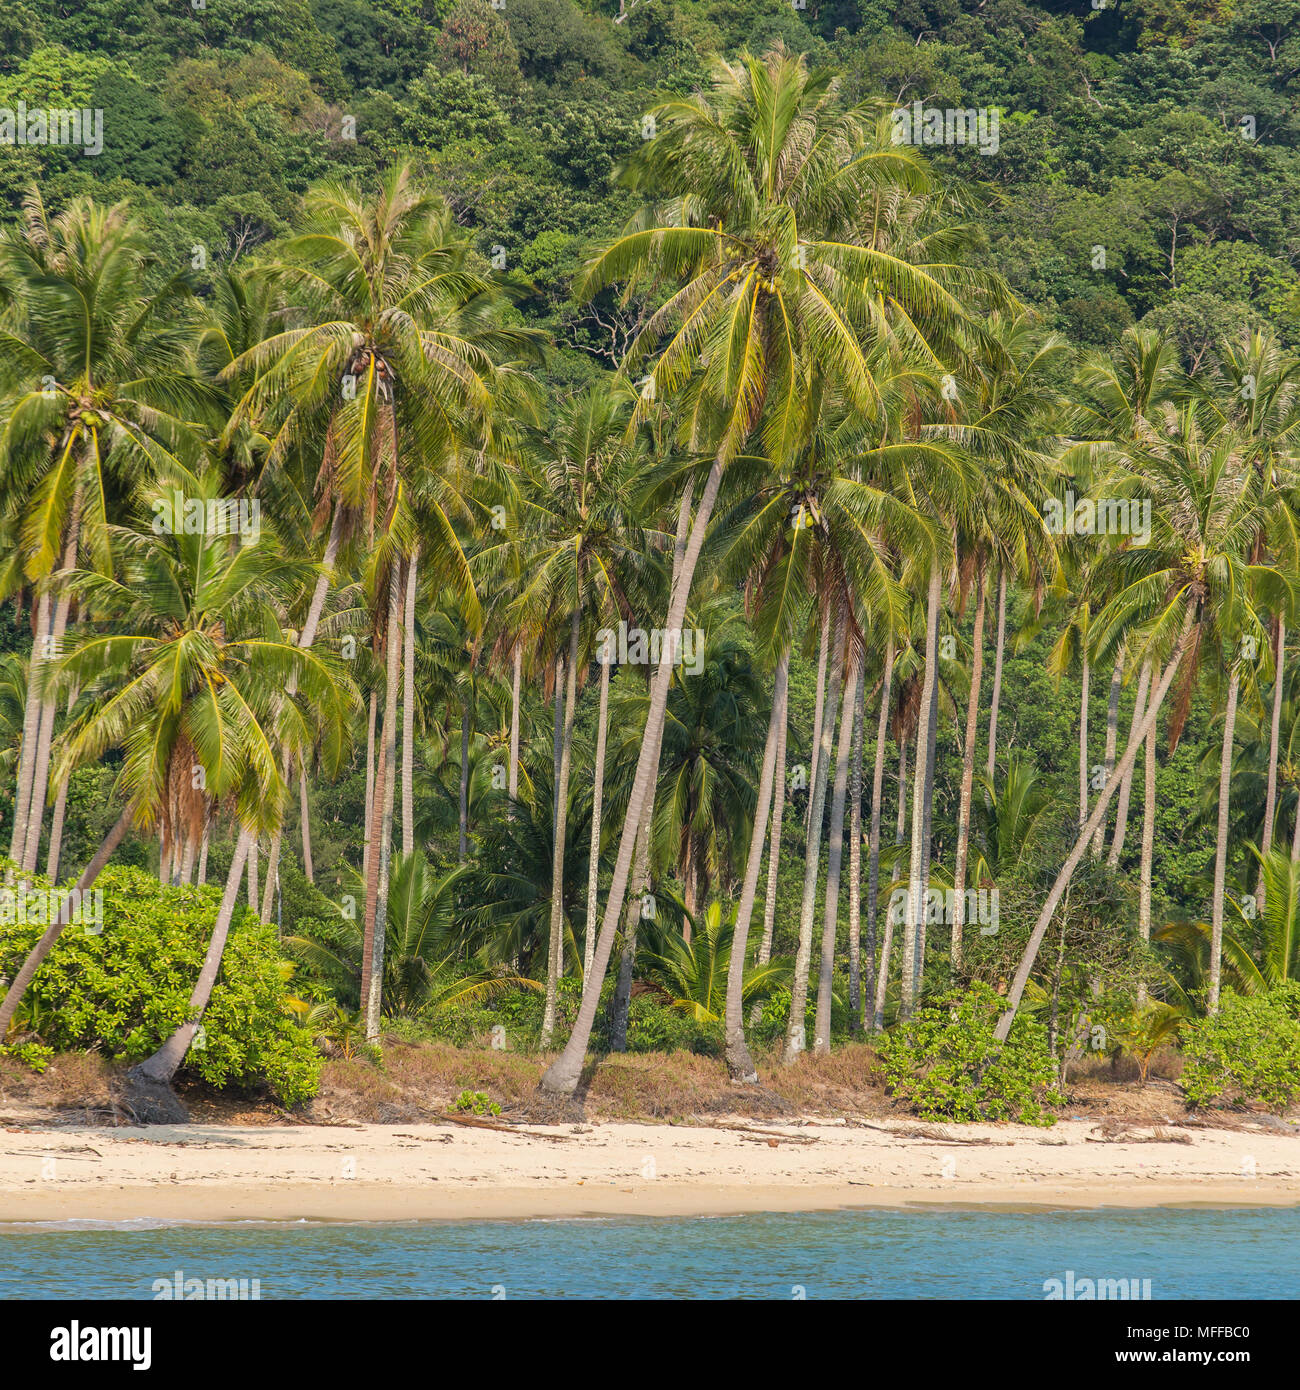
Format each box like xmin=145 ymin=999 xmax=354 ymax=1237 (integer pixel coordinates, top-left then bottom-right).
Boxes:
xmin=2 ymin=1115 xmax=1297 ymax=1223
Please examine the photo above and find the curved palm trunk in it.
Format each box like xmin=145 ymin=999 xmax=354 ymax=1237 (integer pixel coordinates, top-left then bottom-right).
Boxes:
xmin=402 ymin=545 xmax=419 ymax=856
xmin=508 ymin=644 xmax=522 ymax=812
xmin=725 ymin=650 xmax=789 ymax=1080
xmin=866 ymin=639 xmax=894 ymax=1030
xmin=541 ymin=612 xmax=580 ymax=1047
xmin=130 ymin=826 xmax=254 ymax=1086
xmin=1093 ymin=652 xmax=1123 ymax=856
xmin=583 ymin=649 xmax=611 ymax=984
xmin=0 ymin=803 xmax=134 ymax=1039
xmin=540 ymin=461 xmax=720 ymax=1096
xmin=995 ymin=612 xmax=1195 ymax=1041
xmin=1259 ymin=618 xmax=1285 ymax=912
xmin=784 ymin=604 xmax=844 ymax=1064
xmin=902 ymin=562 xmax=941 ymax=1020
xmin=8 ymin=589 xmax=49 ymax=865
xmin=951 ymin=578 xmax=986 ymax=970
xmin=814 ymin=647 xmax=860 ymax=1053
xmin=1208 ymin=666 xmax=1240 ymax=1016
xmin=986 ymin=567 xmax=1007 ymax=782
xmin=846 ymin=671 xmax=866 ymax=1030
xmin=806 ymin=606 xmax=831 ymax=831
xmin=1107 ymin=660 xmax=1151 ymax=866
xmin=299 ymin=762 xmax=313 ymax=883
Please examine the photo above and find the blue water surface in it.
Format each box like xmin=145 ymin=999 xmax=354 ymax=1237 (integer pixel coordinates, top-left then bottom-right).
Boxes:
xmin=2 ymin=1205 xmax=1296 ymax=1299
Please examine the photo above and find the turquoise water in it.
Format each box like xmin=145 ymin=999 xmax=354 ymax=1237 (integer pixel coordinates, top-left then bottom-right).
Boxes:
xmin=3 ymin=1207 xmax=1297 ymax=1299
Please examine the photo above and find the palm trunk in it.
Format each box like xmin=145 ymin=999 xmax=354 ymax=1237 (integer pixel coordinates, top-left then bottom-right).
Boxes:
xmin=583 ymin=647 xmax=611 ymax=985
xmin=986 ymin=566 xmax=1007 ymax=781
xmin=951 ymin=576 xmax=986 ymax=970
xmin=1107 ymin=660 xmax=1151 ymax=866
xmin=915 ymin=620 xmax=940 ymax=995
xmin=197 ymin=819 xmax=209 ymax=886
xmin=725 ymin=650 xmax=789 ymax=1080
xmin=1138 ymin=715 xmax=1156 ymax=1004
xmin=299 ymin=762 xmax=314 ymax=883
xmin=866 ymin=638 xmax=894 ymax=1030
xmin=814 ymin=646 xmax=860 ymax=1053
xmin=459 ymin=701 xmax=471 ymax=863
xmin=806 ymin=605 xmax=831 ymax=831
xmin=783 ymin=604 xmax=845 ymax=1064
xmin=1207 ymin=665 xmax=1239 ymax=1016
xmin=401 ymin=544 xmax=419 ymax=856
xmin=750 ymin=657 xmax=789 ymax=1028
xmin=179 ymin=831 xmax=196 ymax=887
xmin=895 ymin=739 xmax=908 ymax=844
xmin=541 ymin=461 xmax=720 ymax=1096
xmin=261 ymin=815 xmax=281 ymax=922
xmin=362 ymin=690 xmax=377 ymax=885
xmin=9 ymin=589 xmax=50 ymax=865
xmin=994 ymin=611 xmax=1195 ymax=1041
xmin=541 ymin=611 xmax=580 ymax=1047
xmin=44 ymin=686 xmax=77 ymax=883
xmin=130 ymin=826 xmax=254 ymax=1085
xmin=0 ymin=803 xmax=134 ymax=1039
xmin=1078 ymin=650 xmax=1090 ymax=832
xmin=1093 ymin=652 xmax=1123 ymax=855
xmin=22 ymin=499 xmax=81 ymax=875
xmin=1259 ymin=618 xmax=1285 ymax=912
xmin=508 ymin=644 xmax=522 ymax=810
xmin=846 ymin=670 xmax=866 ymax=1030
xmin=609 ymin=816 xmax=650 ymax=1053
xmin=363 ymin=563 xmax=403 ymax=1043
xmin=247 ymin=837 xmax=258 ymax=916
xmin=902 ymin=562 xmax=941 ymax=1020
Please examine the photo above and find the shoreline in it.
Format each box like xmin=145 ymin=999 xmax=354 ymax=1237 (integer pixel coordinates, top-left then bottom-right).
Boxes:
xmin=2 ymin=1116 xmax=1296 ymax=1225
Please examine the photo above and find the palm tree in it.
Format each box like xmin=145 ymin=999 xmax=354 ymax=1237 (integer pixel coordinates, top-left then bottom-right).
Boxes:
xmin=644 ymin=901 xmax=788 ymax=1024
xmin=0 ymin=191 xmax=205 ymax=873
xmin=541 ymin=46 xmax=986 ymax=1095
xmin=996 ymin=402 xmax=1289 ymax=1038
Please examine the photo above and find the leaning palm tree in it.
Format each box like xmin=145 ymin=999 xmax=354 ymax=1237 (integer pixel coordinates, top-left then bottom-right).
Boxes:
xmin=0 ymin=480 xmax=355 ymax=1047
xmin=996 ymin=402 xmax=1290 ymax=1038
xmin=542 ymin=46 xmax=994 ymax=1094
xmin=0 ymin=190 xmax=206 ymax=873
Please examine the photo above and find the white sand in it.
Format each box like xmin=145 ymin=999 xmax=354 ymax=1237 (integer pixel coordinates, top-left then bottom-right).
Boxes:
xmin=2 ymin=1115 xmax=1297 ymax=1222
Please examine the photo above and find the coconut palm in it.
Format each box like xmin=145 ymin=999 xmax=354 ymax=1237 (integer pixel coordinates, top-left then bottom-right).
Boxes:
xmin=997 ymin=402 xmax=1290 ymax=1038
xmin=541 ymin=45 xmax=995 ymax=1094
xmin=0 ymin=191 xmax=206 ymax=873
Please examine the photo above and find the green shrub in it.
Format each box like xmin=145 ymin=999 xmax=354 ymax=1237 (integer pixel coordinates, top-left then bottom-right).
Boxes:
xmin=1180 ymin=985 xmax=1300 ymax=1114
xmin=451 ymin=1089 xmax=501 ymax=1116
xmin=878 ymin=983 xmax=1064 ymax=1126
xmin=0 ymin=865 xmax=321 ymax=1106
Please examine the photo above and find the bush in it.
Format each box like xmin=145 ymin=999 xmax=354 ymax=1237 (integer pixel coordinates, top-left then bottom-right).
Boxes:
xmin=0 ymin=865 xmax=321 ymax=1106
xmin=878 ymin=983 xmax=1065 ymax=1126
xmin=1180 ymin=985 xmax=1300 ymax=1114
